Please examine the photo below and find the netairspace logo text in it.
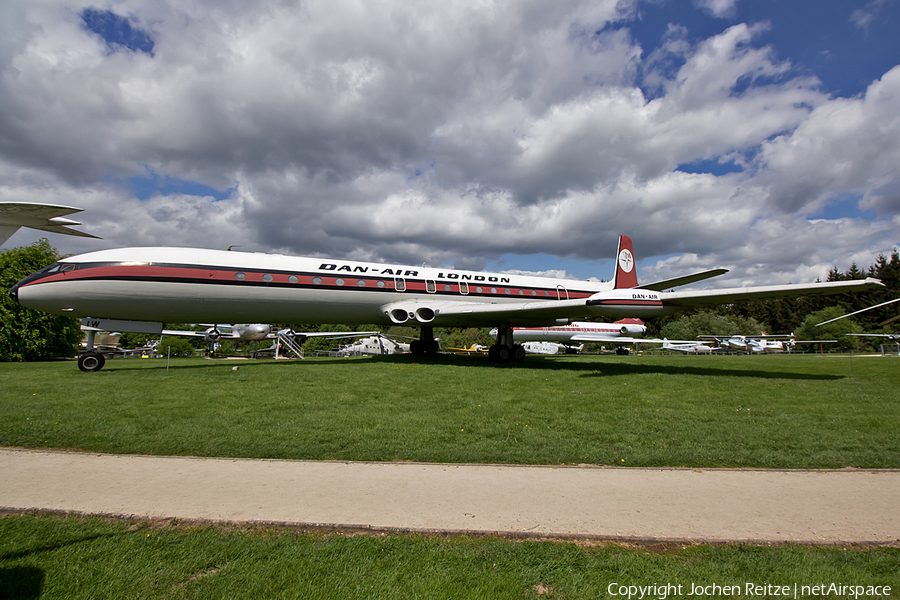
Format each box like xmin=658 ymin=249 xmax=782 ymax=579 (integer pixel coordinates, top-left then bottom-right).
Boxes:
xmin=606 ymin=582 xmax=893 ymax=599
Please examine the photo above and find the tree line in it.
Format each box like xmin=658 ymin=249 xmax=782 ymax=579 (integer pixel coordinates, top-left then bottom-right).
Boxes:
xmin=646 ymin=249 xmax=900 ymax=351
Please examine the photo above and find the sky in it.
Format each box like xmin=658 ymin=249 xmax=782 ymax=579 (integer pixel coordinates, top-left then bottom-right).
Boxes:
xmin=1 ymin=0 xmax=898 ymax=288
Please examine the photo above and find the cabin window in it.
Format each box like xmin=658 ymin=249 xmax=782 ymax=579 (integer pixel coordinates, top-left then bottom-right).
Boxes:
xmin=505 ymin=288 xmax=511 ymax=294
xmin=395 ymin=278 xmax=406 ymax=292
xmin=444 ymin=284 xmax=452 ymax=292
xmin=288 ymin=275 xmax=298 ymax=283
xmin=357 ymin=280 xmax=366 ymax=287
xmin=377 ymin=280 xmax=386 ymax=288
xmin=262 ymin=274 xmax=273 ymax=282
xmin=426 ymin=280 xmax=436 ymax=293
xmin=491 ymin=288 xmax=497 ymax=294
xmin=313 ymin=277 xmax=322 ymax=285
xmin=335 ymin=278 xmax=345 ymax=286
xmin=235 ymin=272 xmax=246 ymax=280
xmin=476 ymin=287 xmax=483 ymax=293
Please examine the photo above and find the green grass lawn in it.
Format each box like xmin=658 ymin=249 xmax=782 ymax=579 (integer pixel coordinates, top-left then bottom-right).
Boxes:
xmin=1 ymin=514 xmax=898 ymax=600
xmin=1 ymin=353 xmax=898 ymax=468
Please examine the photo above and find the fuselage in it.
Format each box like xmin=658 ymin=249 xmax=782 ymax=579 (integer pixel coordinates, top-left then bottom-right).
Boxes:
xmin=11 ymin=246 xmax=672 ymax=327
xmin=507 ymin=320 xmax=647 ymax=342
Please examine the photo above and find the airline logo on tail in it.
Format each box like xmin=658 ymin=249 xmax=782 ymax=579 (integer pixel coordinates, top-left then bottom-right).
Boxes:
xmin=614 ymin=235 xmax=639 ymax=289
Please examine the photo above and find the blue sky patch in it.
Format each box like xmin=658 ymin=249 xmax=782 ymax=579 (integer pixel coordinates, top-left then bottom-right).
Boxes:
xmin=126 ymin=170 xmax=236 ymax=201
xmin=676 ymin=158 xmax=744 ymax=176
xmin=810 ymin=193 xmax=878 ymax=220
xmin=81 ymin=8 xmax=155 ymax=56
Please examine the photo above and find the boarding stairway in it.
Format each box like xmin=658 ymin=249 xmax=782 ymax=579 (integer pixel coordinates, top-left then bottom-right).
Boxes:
xmin=274 ymin=332 xmax=305 ymax=359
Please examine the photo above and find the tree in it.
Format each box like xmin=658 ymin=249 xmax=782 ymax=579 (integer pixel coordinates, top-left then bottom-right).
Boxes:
xmin=156 ymin=336 xmax=198 ymax=357
xmin=794 ymin=307 xmax=865 ymax=352
xmin=0 ymin=239 xmax=82 ymax=361
xmin=659 ymin=310 xmax=764 ymax=341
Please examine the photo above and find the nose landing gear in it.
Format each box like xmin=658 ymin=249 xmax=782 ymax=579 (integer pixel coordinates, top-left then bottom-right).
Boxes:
xmin=78 ymin=351 xmax=106 ymax=372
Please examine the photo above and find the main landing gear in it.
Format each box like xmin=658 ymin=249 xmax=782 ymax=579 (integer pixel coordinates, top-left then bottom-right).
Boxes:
xmin=409 ymin=326 xmax=441 ymax=356
xmin=489 ymin=323 xmax=526 ymax=364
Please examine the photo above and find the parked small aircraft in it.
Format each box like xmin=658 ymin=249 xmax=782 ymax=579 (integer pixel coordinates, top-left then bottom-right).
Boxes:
xmin=445 ymin=343 xmax=488 ymax=355
xmin=12 ymin=235 xmax=883 ymax=370
xmin=661 ymin=339 xmax=715 ymax=354
xmin=79 ymin=318 xmax=375 ymax=369
xmin=699 ymin=334 xmax=829 ymax=354
xmin=0 ymin=202 xmax=100 ymax=246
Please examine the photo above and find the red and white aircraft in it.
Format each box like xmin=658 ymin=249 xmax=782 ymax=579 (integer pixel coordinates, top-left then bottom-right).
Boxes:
xmin=10 ymin=235 xmax=883 ymax=370
xmin=491 ymin=319 xmax=647 ymax=354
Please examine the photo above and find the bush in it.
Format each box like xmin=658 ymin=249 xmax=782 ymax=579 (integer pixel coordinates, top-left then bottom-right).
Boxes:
xmin=0 ymin=240 xmax=82 ymax=361
xmin=157 ymin=336 xmax=198 ymax=357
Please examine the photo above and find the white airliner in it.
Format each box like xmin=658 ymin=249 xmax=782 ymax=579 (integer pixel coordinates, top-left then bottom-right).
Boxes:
xmin=10 ymin=235 xmax=883 ymax=370
xmin=0 ymin=202 xmax=100 ymax=246
xmin=491 ymin=319 xmax=647 ymax=354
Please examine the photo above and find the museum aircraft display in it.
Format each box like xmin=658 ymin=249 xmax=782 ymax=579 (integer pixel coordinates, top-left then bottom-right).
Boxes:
xmin=78 ymin=318 xmax=377 ymax=369
xmin=0 ymin=202 xmax=100 ymax=246
xmin=661 ymin=339 xmax=716 ymax=354
xmin=334 ymin=333 xmax=411 ymax=356
xmin=10 ymin=235 xmax=884 ymax=370
xmin=490 ymin=319 xmax=647 ymax=354
xmin=699 ymin=334 xmax=831 ymax=354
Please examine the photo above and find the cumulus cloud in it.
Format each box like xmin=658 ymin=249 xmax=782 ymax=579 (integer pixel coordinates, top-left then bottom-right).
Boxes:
xmin=0 ymin=0 xmax=896 ymax=288
xmin=693 ymin=0 xmax=739 ymax=19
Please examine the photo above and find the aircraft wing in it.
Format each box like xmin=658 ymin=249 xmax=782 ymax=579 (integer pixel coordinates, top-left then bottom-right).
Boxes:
xmin=847 ymin=333 xmax=896 ymax=337
xmin=639 ymin=269 xmax=729 ymax=291
xmin=570 ymin=336 xmax=710 ymax=345
xmin=412 ymin=298 xmax=594 ymax=328
xmin=655 ymin=278 xmax=884 ymax=308
xmin=161 ymin=329 xmax=211 ymax=338
xmin=315 ymin=332 xmax=381 ymax=340
xmin=0 ymin=202 xmax=101 ymax=242
xmin=847 ymin=333 xmax=900 ymax=340
xmin=383 ymin=278 xmax=883 ymax=328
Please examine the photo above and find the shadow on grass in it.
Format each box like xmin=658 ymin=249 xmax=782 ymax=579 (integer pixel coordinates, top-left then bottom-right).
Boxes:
xmin=0 ymin=566 xmax=43 ymax=600
xmin=91 ymin=354 xmax=845 ymax=380
xmin=0 ymin=530 xmax=124 ymax=561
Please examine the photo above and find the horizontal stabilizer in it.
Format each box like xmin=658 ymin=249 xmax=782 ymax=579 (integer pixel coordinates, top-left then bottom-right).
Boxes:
xmin=640 ymin=269 xmax=729 ymax=291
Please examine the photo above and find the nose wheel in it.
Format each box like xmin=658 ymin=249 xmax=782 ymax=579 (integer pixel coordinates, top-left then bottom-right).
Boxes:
xmin=78 ymin=351 xmax=106 ymax=372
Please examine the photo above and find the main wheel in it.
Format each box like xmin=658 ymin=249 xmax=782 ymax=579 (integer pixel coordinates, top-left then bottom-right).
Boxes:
xmin=78 ymin=351 xmax=106 ymax=372
xmin=512 ymin=344 xmax=526 ymax=362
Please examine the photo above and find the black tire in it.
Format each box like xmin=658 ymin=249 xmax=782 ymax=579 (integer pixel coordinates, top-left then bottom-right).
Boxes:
xmin=512 ymin=344 xmax=526 ymax=362
xmin=78 ymin=352 xmax=106 ymax=372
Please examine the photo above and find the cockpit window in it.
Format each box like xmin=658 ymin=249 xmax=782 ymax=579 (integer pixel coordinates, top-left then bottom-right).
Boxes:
xmin=44 ymin=264 xmax=61 ymax=273
xmin=60 ymin=264 xmax=76 ymax=272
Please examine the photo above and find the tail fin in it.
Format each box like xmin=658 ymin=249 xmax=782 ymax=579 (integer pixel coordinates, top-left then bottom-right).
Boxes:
xmin=613 ymin=235 xmax=639 ymax=289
